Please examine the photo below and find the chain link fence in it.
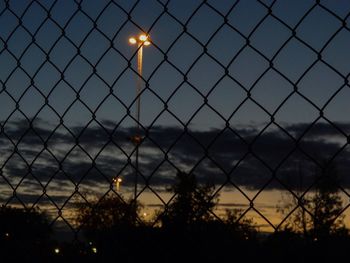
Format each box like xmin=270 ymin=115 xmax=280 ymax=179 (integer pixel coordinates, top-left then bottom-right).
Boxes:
xmin=1 ymin=0 xmax=350 ymax=248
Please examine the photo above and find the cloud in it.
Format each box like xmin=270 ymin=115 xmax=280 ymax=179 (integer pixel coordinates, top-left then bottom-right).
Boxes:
xmin=1 ymin=119 xmax=350 ymax=194
xmin=285 ymin=122 xmax=350 ymax=138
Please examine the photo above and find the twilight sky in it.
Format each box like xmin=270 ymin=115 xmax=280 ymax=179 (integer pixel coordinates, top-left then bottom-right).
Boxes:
xmin=1 ymin=0 xmax=350 ymax=220
xmin=1 ymin=0 xmax=350 ymax=128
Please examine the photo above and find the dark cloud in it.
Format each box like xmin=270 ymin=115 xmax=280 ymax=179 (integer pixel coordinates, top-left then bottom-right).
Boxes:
xmin=285 ymin=122 xmax=350 ymax=138
xmin=1 ymin=119 xmax=350 ymax=192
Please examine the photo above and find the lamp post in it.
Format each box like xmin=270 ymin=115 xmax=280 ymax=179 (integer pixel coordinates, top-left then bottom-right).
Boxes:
xmin=113 ymin=177 xmax=122 ymax=192
xmin=128 ymin=34 xmax=150 ymax=200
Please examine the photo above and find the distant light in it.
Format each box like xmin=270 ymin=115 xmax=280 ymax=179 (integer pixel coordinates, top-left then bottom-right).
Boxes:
xmin=89 ymin=241 xmax=93 ymax=245
xmin=129 ymin=37 xmax=137 ymax=44
xmin=5 ymin=233 xmax=9 ymax=237
xmin=131 ymin=135 xmax=142 ymax=144
xmin=113 ymin=177 xmax=123 ymax=185
xmin=139 ymin=34 xmax=148 ymax=41
xmin=92 ymin=247 xmax=98 ymax=254
xmin=54 ymin=248 xmax=60 ymax=254
xmin=143 ymin=212 xmax=147 ymax=217
xmin=144 ymin=40 xmax=151 ymax=46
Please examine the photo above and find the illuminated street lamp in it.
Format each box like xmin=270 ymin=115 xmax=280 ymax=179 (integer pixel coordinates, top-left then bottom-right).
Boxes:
xmin=128 ymin=34 xmax=151 ymax=200
xmin=113 ymin=177 xmax=122 ymax=192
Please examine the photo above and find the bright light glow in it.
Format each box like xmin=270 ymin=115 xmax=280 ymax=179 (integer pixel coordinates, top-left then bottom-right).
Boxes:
xmin=54 ymin=248 xmax=60 ymax=254
xmin=92 ymin=247 xmax=97 ymax=253
xmin=129 ymin=37 xmax=137 ymax=44
xmin=113 ymin=177 xmax=123 ymax=191
xmin=129 ymin=34 xmax=151 ymax=46
xmin=139 ymin=34 xmax=148 ymax=41
xmin=112 ymin=177 xmax=122 ymax=183
xmin=5 ymin=233 xmax=9 ymax=237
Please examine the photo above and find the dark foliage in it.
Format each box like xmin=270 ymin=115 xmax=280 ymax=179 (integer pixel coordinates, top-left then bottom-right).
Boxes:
xmin=158 ymin=172 xmax=218 ymax=228
xmin=278 ymin=161 xmax=348 ymax=240
xmin=0 ymin=205 xmax=52 ymax=260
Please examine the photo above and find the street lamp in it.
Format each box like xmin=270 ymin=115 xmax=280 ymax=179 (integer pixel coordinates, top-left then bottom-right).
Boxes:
xmin=128 ymin=34 xmax=151 ymax=200
xmin=113 ymin=177 xmax=122 ymax=192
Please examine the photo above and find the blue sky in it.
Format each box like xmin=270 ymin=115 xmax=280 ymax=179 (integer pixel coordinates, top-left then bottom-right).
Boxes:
xmin=1 ymin=0 xmax=350 ymax=131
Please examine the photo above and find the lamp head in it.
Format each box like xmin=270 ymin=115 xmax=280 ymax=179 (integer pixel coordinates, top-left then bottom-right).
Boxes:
xmin=129 ymin=34 xmax=151 ymax=46
xmin=129 ymin=37 xmax=137 ymax=44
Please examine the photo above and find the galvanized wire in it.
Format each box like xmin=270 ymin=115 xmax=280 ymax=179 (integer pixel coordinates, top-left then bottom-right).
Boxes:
xmin=0 ymin=0 xmax=350 ymax=237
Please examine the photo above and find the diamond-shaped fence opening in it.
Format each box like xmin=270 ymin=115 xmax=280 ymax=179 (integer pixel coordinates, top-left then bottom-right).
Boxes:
xmin=1 ymin=0 xmax=350 ymax=257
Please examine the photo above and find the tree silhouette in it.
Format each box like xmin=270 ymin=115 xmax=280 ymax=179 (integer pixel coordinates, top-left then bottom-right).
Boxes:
xmin=158 ymin=172 xmax=218 ymax=228
xmin=153 ymin=172 xmax=259 ymax=262
xmin=75 ymin=193 xmax=145 ymax=260
xmin=309 ymin=162 xmax=347 ymax=239
xmin=278 ymin=161 xmax=348 ymax=239
xmin=76 ymin=194 xmax=141 ymax=234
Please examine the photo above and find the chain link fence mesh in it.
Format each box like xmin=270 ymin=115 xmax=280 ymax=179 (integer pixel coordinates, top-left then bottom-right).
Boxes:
xmin=1 ymin=0 xmax=350 ymax=242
